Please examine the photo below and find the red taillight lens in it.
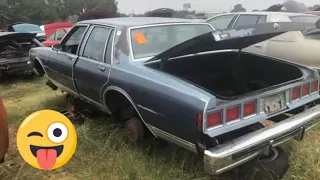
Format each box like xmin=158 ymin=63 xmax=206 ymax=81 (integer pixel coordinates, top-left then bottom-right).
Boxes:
xmin=311 ymin=80 xmax=319 ymax=93
xmin=302 ymin=83 xmax=310 ymax=96
xmin=207 ymin=111 xmax=222 ymax=128
xmin=226 ymin=106 xmax=240 ymax=122
xmin=244 ymin=101 xmax=256 ymax=117
xmin=197 ymin=113 xmax=203 ymax=129
xmin=292 ymin=86 xmax=301 ymax=100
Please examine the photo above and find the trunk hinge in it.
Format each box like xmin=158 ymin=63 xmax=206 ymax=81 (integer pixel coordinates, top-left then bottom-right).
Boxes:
xmin=160 ymin=58 xmax=167 ymax=70
xmin=238 ymin=48 xmax=242 ymax=57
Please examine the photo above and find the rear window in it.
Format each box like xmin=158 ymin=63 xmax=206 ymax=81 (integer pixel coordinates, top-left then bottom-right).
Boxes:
xmin=130 ymin=24 xmax=213 ymax=59
xmin=289 ymin=16 xmax=320 ymax=23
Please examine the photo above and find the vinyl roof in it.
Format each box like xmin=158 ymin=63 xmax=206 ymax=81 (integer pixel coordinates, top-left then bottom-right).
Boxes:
xmin=78 ymin=17 xmax=204 ymax=27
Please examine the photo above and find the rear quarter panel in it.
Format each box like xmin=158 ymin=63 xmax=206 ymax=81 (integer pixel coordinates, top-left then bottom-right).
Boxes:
xmin=104 ymin=61 xmax=214 ymax=143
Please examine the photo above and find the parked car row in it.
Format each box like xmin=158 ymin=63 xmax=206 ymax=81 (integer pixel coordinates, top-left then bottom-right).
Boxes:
xmin=206 ymin=12 xmax=320 ymax=73
xmin=27 ymin=16 xmax=320 ymax=178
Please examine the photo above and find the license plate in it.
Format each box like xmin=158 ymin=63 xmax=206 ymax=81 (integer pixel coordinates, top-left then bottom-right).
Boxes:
xmin=263 ymin=93 xmax=286 ymax=114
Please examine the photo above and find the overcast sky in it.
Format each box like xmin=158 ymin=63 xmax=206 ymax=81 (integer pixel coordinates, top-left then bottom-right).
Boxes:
xmin=117 ymin=0 xmax=319 ymax=14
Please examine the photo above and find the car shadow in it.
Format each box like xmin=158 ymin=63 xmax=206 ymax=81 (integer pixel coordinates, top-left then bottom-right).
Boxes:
xmin=0 ymin=73 xmax=38 ymax=85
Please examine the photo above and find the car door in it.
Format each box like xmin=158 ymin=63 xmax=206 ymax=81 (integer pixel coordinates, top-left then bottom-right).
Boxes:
xmin=232 ymin=14 xmax=269 ymax=55
xmin=74 ymin=25 xmax=115 ymax=104
xmin=48 ymin=25 xmax=89 ymax=94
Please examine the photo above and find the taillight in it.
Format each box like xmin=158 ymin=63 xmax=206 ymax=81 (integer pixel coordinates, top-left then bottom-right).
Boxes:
xmin=197 ymin=113 xmax=202 ymax=129
xmin=292 ymin=86 xmax=301 ymax=101
xmin=302 ymin=83 xmax=310 ymax=97
xmin=226 ymin=105 xmax=240 ymax=122
xmin=244 ymin=101 xmax=256 ymax=117
xmin=207 ymin=111 xmax=222 ymax=128
xmin=311 ymin=79 xmax=319 ymax=93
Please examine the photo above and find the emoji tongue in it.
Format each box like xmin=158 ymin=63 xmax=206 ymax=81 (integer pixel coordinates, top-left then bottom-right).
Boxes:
xmin=36 ymin=149 xmax=57 ymax=170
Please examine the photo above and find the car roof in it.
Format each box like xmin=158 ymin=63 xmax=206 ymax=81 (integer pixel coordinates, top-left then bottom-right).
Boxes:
xmin=211 ymin=11 xmax=318 ymax=17
xmin=77 ymin=17 xmax=205 ymax=27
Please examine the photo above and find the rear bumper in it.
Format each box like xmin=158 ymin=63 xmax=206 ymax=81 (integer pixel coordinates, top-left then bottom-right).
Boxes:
xmin=204 ymin=104 xmax=320 ymax=175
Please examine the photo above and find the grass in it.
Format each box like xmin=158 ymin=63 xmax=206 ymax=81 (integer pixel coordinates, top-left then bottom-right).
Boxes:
xmin=0 ymin=76 xmax=320 ymax=180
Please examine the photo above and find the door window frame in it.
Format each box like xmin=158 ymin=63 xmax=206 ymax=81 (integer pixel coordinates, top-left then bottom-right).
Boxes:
xmin=233 ymin=14 xmax=268 ymax=28
xmin=59 ymin=25 xmax=90 ymax=56
xmin=79 ymin=24 xmax=116 ymax=65
xmin=206 ymin=14 xmax=237 ymax=30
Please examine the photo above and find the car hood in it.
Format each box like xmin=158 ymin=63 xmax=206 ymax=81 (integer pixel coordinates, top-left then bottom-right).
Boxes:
xmin=144 ymin=22 xmax=317 ymax=63
xmin=0 ymin=32 xmax=37 ymax=43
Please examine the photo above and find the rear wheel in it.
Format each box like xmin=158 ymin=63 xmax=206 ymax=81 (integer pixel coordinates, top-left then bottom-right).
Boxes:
xmin=233 ymin=147 xmax=289 ymax=180
xmin=124 ymin=117 xmax=144 ymax=142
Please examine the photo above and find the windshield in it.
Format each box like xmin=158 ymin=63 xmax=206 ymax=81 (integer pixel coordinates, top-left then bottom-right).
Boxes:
xmin=289 ymin=16 xmax=320 ymax=23
xmin=12 ymin=24 xmax=42 ymax=33
xmin=130 ymin=24 xmax=213 ymax=59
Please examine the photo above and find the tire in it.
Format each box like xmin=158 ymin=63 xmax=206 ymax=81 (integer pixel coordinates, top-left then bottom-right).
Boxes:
xmin=233 ymin=147 xmax=289 ymax=180
xmin=124 ymin=117 xmax=144 ymax=142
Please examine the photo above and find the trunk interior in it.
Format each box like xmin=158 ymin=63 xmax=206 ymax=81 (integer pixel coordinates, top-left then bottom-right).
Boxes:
xmin=146 ymin=51 xmax=303 ymax=99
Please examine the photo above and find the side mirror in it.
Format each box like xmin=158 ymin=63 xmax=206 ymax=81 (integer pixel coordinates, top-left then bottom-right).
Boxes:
xmin=316 ymin=19 xmax=320 ymax=29
xmin=51 ymin=44 xmax=62 ymax=51
xmin=57 ymin=37 xmax=62 ymax=41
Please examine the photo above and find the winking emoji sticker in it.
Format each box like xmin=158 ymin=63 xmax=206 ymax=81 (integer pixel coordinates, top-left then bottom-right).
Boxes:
xmin=17 ymin=110 xmax=77 ymax=170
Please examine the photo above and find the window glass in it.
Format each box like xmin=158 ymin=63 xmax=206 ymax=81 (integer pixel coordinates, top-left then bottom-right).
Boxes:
xmin=234 ymin=15 xmax=267 ymax=27
xmin=130 ymin=24 xmax=212 ymax=59
xmin=105 ymin=30 xmax=115 ymax=64
xmin=56 ymin=30 xmax=65 ymax=40
xmin=61 ymin=26 xmax=87 ymax=55
xmin=257 ymin=16 xmax=267 ymax=24
xmin=270 ymin=14 xmax=291 ymax=22
xmin=289 ymin=15 xmax=320 ymax=23
xmin=207 ymin=15 xmax=235 ymax=30
xmin=49 ymin=32 xmax=56 ymax=40
xmin=12 ymin=24 xmax=42 ymax=33
xmin=82 ymin=27 xmax=111 ymax=62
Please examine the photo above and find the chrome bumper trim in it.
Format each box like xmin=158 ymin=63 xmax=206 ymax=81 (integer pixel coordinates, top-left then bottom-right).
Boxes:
xmin=204 ymin=104 xmax=320 ymax=175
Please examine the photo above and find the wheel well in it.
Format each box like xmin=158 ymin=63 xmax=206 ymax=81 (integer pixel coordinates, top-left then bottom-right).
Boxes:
xmin=105 ymin=90 xmax=137 ymax=121
xmin=34 ymin=59 xmax=45 ymax=76
xmin=105 ymin=89 xmax=157 ymax=138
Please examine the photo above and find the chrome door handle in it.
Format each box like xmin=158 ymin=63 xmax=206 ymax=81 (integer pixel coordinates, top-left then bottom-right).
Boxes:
xmin=255 ymin=44 xmax=262 ymax=48
xmin=98 ymin=66 xmax=106 ymax=72
xmin=68 ymin=56 xmax=75 ymax=61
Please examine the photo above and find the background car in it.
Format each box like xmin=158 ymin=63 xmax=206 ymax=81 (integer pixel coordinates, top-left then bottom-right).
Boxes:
xmin=42 ymin=22 xmax=73 ymax=40
xmin=42 ymin=27 xmax=72 ymax=47
xmin=7 ymin=23 xmax=46 ymax=42
xmin=0 ymin=32 xmax=43 ymax=79
xmin=0 ymin=95 xmax=8 ymax=163
xmin=305 ymin=11 xmax=320 ymax=16
xmin=205 ymin=12 xmax=320 ymax=72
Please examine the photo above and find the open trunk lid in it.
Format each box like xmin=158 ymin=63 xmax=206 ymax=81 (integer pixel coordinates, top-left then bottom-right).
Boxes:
xmin=0 ymin=32 xmax=37 ymax=43
xmin=144 ymin=22 xmax=318 ymax=64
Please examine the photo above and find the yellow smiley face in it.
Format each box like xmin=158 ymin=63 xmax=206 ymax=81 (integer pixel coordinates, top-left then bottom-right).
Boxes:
xmin=17 ymin=110 xmax=77 ymax=170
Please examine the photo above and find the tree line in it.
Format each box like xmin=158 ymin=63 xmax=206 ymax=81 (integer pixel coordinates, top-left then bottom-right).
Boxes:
xmin=0 ymin=0 xmax=119 ymax=28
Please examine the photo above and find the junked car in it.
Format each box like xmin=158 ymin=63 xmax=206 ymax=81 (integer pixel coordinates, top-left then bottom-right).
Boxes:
xmin=28 ymin=17 xmax=320 ymax=177
xmin=7 ymin=23 xmax=46 ymax=42
xmin=205 ymin=12 xmax=320 ymax=72
xmin=42 ymin=27 xmax=72 ymax=47
xmin=0 ymin=32 xmax=43 ymax=79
